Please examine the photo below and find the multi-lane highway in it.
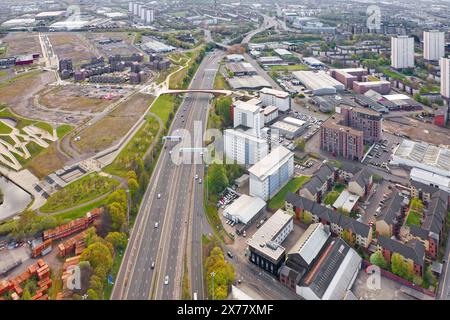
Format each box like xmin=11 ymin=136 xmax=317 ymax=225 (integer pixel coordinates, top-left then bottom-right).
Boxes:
xmin=111 ymin=50 xmax=221 ymax=300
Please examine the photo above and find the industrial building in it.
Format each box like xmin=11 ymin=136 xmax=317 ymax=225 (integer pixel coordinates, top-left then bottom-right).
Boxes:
xmin=423 ymin=30 xmax=445 ymax=61
xmin=391 ymin=139 xmax=450 ymax=178
xmin=271 ymin=117 xmax=308 ymax=140
xmin=279 ymin=223 xmax=361 ymax=300
xmin=410 ymin=168 xmax=450 ymax=194
xmin=330 ymin=68 xmax=368 ymax=89
xmin=142 ymin=39 xmax=175 ymax=53
xmin=352 ymin=80 xmax=391 ymax=95
xmin=226 ymin=54 xmax=245 ymax=62
xmin=228 ymin=75 xmax=271 ymax=90
xmin=293 ymin=71 xmax=345 ymax=95
xmin=391 ymin=35 xmax=415 ymax=69
xmin=247 ymin=209 xmax=294 ymax=275
xmin=248 ymin=146 xmax=294 ymax=201
xmin=303 ymin=57 xmax=325 ymax=69
xmin=223 ymin=194 xmax=266 ymax=225
xmin=227 ymin=62 xmax=257 ymax=76
xmin=259 ymin=88 xmax=291 ymax=112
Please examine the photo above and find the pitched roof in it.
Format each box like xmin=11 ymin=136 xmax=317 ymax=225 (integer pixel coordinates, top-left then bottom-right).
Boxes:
xmin=377 ymin=191 xmax=406 ymax=225
xmin=411 ymin=179 xmax=439 ymax=195
xmin=286 ymin=192 xmax=371 ymax=237
xmin=350 ymin=167 xmax=373 ymax=188
xmin=421 ymin=190 xmax=449 ymax=235
xmin=301 ymin=162 xmax=336 ymax=194
xmin=378 ymin=236 xmax=425 ymax=266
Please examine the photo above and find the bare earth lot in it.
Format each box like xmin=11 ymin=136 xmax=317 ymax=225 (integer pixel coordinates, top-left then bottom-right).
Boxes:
xmin=73 ymin=93 xmax=153 ymax=155
xmin=84 ymin=32 xmax=140 ymax=57
xmin=39 ymin=85 xmax=118 ymax=113
xmin=384 ymin=117 xmax=450 ymax=147
xmin=2 ymin=32 xmax=42 ymax=56
xmin=48 ymin=33 xmax=100 ymax=66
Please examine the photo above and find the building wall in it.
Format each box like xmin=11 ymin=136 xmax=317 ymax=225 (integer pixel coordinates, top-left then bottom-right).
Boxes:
xmin=249 ymin=153 xmax=294 ymax=201
xmin=260 ymin=92 xmax=291 ymax=112
xmin=391 ymin=36 xmax=414 ymax=69
xmin=348 ymin=181 xmax=365 ymax=197
xmin=224 ymin=130 xmax=269 ymax=165
xmin=423 ymin=31 xmax=445 ymax=61
xmin=441 ymin=58 xmax=450 ymax=99
xmin=320 ymin=126 xmax=364 ymax=161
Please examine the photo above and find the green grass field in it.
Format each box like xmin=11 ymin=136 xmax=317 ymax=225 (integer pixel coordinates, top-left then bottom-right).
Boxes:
xmin=0 ymin=121 xmax=12 ymax=134
xmin=56 ymin=124 xmax=73 ymax=139
xmin=406 ymin=210 xmax=422 ymax=226
xmin=49 ymin=197 xmax=108 ymax=221
xmin=324 ymin=191 xmax=340 ymax=206
xmin=268 ymin=176 xmax=310 ymax=209
xmin=151 ymin=94 xmax=175 ymax=127
xmin=40 ymin=173 xmax=119 ymax=213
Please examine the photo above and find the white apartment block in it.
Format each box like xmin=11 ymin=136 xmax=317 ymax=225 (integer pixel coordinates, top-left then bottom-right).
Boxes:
xmin=391 ymin=36 xmax=415 ymax=69
xmin=441 ymin=57 xmax=450 ymax=99
xmin=248 ymin=146 xmax=294 ymax=201
xmin=233 ymin=99 xmax=264 ymax=136
xmin=423 ymin=30 xmax=445 ymax=61
xmin=260 ymin=88 xmax=291 ymax=112
xmin=224 ymin=129 xmax=269 ymax=165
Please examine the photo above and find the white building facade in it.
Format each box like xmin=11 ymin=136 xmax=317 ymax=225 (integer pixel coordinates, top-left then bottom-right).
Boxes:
xmin=260 ymin=88 xmax=291 ymax=112
xmin=224 ymin=129 xmax=269 ymax=165
xmin=441 ymin=57 xmax=450 ymax=99
xmin=423 ymin=30 xmax=445 ymax=61
xmin=248 ymin=146 xmax=294 ymax=201
xmin=391 ymin=36 xmax=415 ymax=69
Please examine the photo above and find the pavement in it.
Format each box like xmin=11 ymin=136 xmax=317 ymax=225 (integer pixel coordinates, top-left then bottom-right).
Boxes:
xmin=111 ymin=50 xmax=222 ymax=300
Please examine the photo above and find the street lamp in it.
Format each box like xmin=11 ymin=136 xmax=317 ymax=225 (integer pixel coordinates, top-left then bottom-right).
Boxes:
xmin=210 ymin=271 xmax=216 ymax=300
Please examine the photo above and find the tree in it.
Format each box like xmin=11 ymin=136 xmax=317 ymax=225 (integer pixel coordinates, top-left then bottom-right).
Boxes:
xmin=370 ymin=250 xmax=388 ymax=269
xmin=21 ymin=289 xmax=32 ymax=300
xmin=302 ymin=211 xmax=312 ymax=224
xmin=295 ymin=138 xmax=305 ymax=152
xmin=87 ymin=288 xmax=100 ymax=300
xmin=342 ymin=229 xmax=355 ymax=246
xmin=215 ymin=96 xmax=232 ymax=127
xmin=80 ymin=242 xmax=113 ymax=279
xmin=207 ymin=164 xmax=229 ymax=195
xmin=108 ymin=202 xmax=126 ymax=231
xmin=391 ymin=253 xmax=414 ymax=281
xmin=106 ymin=232 xmax=127 ymax=250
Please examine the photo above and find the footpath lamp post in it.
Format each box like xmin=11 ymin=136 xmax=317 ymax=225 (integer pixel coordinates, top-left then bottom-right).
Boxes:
xmin=210 ymin=271 xmax=216 ymax=300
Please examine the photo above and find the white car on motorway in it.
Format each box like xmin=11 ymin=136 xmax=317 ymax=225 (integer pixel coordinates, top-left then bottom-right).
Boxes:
xmin=164 ymin=275 xmax=169 ymax=285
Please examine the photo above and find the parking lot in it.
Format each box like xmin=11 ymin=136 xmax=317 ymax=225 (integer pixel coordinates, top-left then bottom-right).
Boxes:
xmin=294 ymin=158 xmax=318 ymax=176
xmin=363 ymin=133 xmax=404 ymax=170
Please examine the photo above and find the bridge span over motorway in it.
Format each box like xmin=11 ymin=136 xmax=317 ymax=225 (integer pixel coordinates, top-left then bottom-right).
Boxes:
xmin=159 ymin=88 xmax=242 ymax=97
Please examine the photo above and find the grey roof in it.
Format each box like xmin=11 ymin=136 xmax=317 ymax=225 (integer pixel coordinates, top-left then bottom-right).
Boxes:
xmin=340 ymin=162 xmax=363 ymax=175
xmin=350 ymin=167 xmax=373 ymax=188
xmin=378 ymin=236 xmax=425 ymax=266
xmin=421 ymin=190 xmax=449 ymax=235
xmin=377 ymin=192 xmax=405 ymax=225
xmin=286 ymin=192 xmax=371 ymax=237
xmin=409 ymin=225 xmax=429 ymax=240
xmin=411 ymin=179 xmax=440 ymax=195
xmin=302 ymin=162 xmax=336 ymax=194
xmin=300 ymin=238 xmax=358 ymax=299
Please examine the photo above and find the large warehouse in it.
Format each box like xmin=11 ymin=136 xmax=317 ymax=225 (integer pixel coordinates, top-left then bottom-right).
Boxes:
xmin=293 ymin=71 xmax=345 ymax=95
xmin=223 ymin=194 xmax=266 ymax=225
xmin=391 ymin=139 xmax=450 ymax=178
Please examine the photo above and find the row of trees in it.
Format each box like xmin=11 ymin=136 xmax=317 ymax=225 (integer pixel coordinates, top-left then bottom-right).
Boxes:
xmin=369 ymin=250 xmax=437 ymax=288
xmin=205 ymin=246 xmax=235 ymax=300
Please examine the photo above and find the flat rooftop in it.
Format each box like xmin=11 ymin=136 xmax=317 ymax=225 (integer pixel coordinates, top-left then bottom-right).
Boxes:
xmin=260 ymin=87 xmax=290 ymax=99
xmin=293 ymin=71 xmax=344 ymax=92
xmin=247 ymin=209 xmax=293 ymax=262
xmin=248 ymin=146 xmax=293 ymax=180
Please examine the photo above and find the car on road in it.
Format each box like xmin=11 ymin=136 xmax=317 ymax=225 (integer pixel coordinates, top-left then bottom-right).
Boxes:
xmin=164 ymin=275 xmax=169 ymax=285
xmin=157 ymin=193 xmax=161 ymax=199
xmin=151 ymin=261 xmax=155 ymax=269
xmin=154 ymin=222 xmax=159 ymax=228
xmin=227 ymin=251 xmax=233 ymax=258
xmin=195 ymin=174 xmax=198 ymax=180
xmin=199 ymin=178 xmax=202 ymax=184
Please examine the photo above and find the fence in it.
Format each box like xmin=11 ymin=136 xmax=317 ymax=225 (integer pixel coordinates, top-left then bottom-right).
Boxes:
xmin=362 ymin=260 xmax=435 ymax=298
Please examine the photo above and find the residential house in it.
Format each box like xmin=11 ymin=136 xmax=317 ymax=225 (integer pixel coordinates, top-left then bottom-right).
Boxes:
xmin=298 ymin=162 xmax=337 ymax=203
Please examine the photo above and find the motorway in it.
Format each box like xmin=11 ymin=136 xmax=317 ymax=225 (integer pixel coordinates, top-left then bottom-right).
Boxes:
xmin=111 ymin=50 xmax=221 ymax=300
